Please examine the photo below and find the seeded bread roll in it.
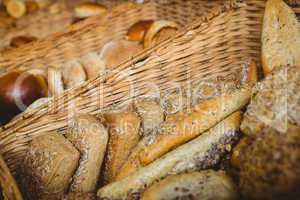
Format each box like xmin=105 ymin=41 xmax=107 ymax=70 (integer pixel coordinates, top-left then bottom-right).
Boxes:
xmin=99 ymin=40 xmax=143 ymax=69
xmin=65 ymin=114 xmax=108 ymax=193
xmin=261 ymin=0 xmax=300 ymax=75
xmin=97 ymin=112 xmax=241 ymax=199
xmin=48 ymin=67 xmax=64 ymax=96
xmin=80 ymin=52 xmax=106 ymax=79
xmin=21 ymin=132 xmax=80 ymax=200
xmin=103 ymin=111 xmax=141 ymax=183
xmin=74 ymin=2 xmax=108 ymax=19
xmin=134 ymin=98 xmax=164 ymax=135
xmin=62 ymin=60 xmax=87 ymax=89
xmin=141 ymin=171 xmax=238 ymax=200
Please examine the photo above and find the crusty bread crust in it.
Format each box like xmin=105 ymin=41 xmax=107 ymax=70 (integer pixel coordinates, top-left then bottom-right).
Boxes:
xmin=141 ymin=171 xmax=238 ymax=200
xmin=261 ymin=0 xmax=300 ymax=75
xmin=66 ymin=114 xmax=108 ymax=193
xmin=75 ymin=2 xmax=108 ymax=19
xmin=97 ymin=112 xmax=241 ymax=199
xmin=103 ymin=111 xmax=141 ymax=183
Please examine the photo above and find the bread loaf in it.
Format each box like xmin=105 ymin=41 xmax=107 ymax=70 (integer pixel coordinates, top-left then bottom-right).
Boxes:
xmin=97 ymin=112 xmax=241 ymax=199
xmin=261 ymin=0 xmax=300 ymax=74
xmin=141 ymin=171 xmax=238 ymax=200
xmin=103 ymin=111 xmax=141 ymax=183
xmin=139 ymin=86 xmax=252 ymax=165
xmin=21 ymin=132 xmax=80 ymax=200
xmin=65 ymin=114 xmax=108 ymax=193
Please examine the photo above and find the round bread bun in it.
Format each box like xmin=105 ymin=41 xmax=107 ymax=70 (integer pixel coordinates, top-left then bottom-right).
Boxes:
xmin=144 ymin=20 xmax=179 ymax=48
xmin=5 ymin=0 xmax=26 ymax=18
xmin=74 ymin=2 xmax=108 ymax=19
xmin=127 ymin=20 xmax=154 ymax=42
xmin=99 ymin=40 xmax=143 ymax=69
xmin=141 ymin=171 xmax=238 ymax=200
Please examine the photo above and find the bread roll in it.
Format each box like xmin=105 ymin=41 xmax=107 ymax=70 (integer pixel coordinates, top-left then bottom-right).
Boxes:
xmin=261 ymin=0 xmax=300 ymax=75
xmin=48 ymin=67 xmax=64 ymax=96
xmin=127 ymin=20 xmax=154 ymax=42
xmin=134 ymin=98 xmax=164 ymax=135
xmin=74 ymin=2 xmax=108 ymax=19
xmin=139 ymin=86 xmax=252 ymax=165
xmin=65 ymin=114 xmax=108 ymax=193
xmin=62 ymin=60 xmax=87 ymax=89
xmin=80 ymin=52 xmax=106 ymax=79
xmin=10 ymin=35 xmax=37 ymax=48
xmin=22 ymin=132 xmax=80 ymax=200
xmin=103 ymin=111 xmax=141 ymax=183
xmin=144 ymin=20 xmax=179 ymax=48
xmin=97 ymin=112 xmax=241 ymax=199
xmin=99 ymin=40 xmax=143 ymax=69
xmin=5 ymin=0 xmax=26 ymax=18
xmin=141 ymin=171 xmax=238 ymax=200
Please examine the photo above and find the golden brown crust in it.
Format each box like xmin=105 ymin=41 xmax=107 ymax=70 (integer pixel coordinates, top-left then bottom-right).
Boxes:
xmin=97 ymin=112 xmax=241 ymax=199
xmin=139 ymin=87 xmax=252 ymax=165
xmin=80 ymin=52 xmax=106 ymax=80
xmin=21 ymin=132 xmax=80 ymax=199
xmin=261 ymin=0 xmax=300 ymax=75
xmin=62 ymin=60 xmax=87 ymax=89
xmin=5 ymin=0 xmax=26 ymax=18
xmin=103 ymin=111 xmax=141 ymax=183
xmin=141 ymin=171 xmax=238 ymax=200
xmin=127 ymin=20 xmax=154 ymax=42
xmin=74 ymin=2 xmax=108 ymax=19
xmin=99 ymin=40 xmax=143 ymax=69
xmin=144 ymin=20 xmax=179 ymax=48
xmin=66 ymin=114 xmax=108 ymax=193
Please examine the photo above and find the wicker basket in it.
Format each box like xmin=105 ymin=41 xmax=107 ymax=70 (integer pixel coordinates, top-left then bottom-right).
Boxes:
xmin=0 ymin=0 xmax=299 ymax=199
xmin=0 ymin=0 xmax=235 ymax=72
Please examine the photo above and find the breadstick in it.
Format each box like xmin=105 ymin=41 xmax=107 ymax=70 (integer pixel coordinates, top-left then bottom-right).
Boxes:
xmin=97 ymin=112 xmax=241 ymax=199
xmin=48 ymin=67 xmax=64 ymax=96
xmin=65 ymin=114 xmax=108 ymax=193
xmin=103 ymin=111 xmax=141 ymax=183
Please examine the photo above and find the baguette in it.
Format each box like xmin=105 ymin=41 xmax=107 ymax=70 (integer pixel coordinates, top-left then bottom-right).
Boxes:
xmin=80 ymin=52 xmax=106 ymax=79
xmin=21 ymin=132 xmax=80 ymax=200
xmin=134 ymin=98 xmax=164 ymax=135
xmin=103 ymin=111 xmax=141 ymax=183
xmin=62 ymin=60 xmax=87 ymax=89
xmin=97 ymin=112 xmax=241 ymax=199
xmin=141 ymin=171 xmax=238 ymax=200
xmin=261 ymin=0 xmax=300 ymax=75
xmin=139 ymin=86 xmax=252 ymax=165
xmin=65 ymin=114 xmax=108 ymax=193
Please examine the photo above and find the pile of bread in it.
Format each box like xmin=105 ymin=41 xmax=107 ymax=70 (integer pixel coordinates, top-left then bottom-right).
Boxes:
xmin=4 ymin=0 xmax=300 ymax=199
xmin=0 ymin=17 xmax=179 ymax=125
